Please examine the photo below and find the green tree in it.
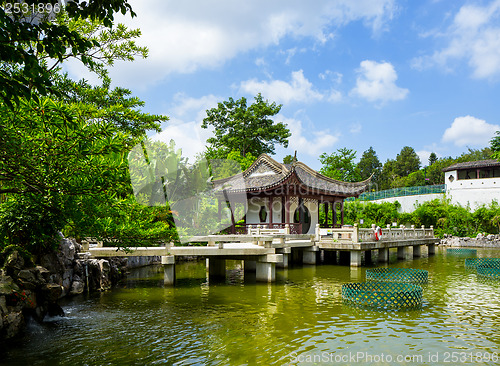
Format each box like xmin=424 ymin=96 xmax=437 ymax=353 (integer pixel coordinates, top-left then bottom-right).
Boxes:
xmin=0 ymin=11 xmax=174 ymax=253
xmin=0 ymin=0 xmax=136 ymax=106
xmin=492 ymin=132 xmax=500 ymax=160
xmin=283 ymin=154 xmax=295 ymax=164
xmin=201 ymin=94 xmax=290 ymax=158
xmin=394 ymin=146 xmax=421 ymax=177
xmin=356 ymin=146 xmax=382 ymax=186
xmin=379 ymin=159 xmax=398 ymax=190
xmin=319 ymin=148 xmax=360 ymax=182
xmin=460 ymin=147 xmax=492 ymax=161
xmin=428 ymin=152 xmax=437 ymax=166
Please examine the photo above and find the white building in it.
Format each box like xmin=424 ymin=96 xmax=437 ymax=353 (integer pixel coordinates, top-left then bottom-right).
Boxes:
xmin=443 ymin=159 xmax=500 ymax=209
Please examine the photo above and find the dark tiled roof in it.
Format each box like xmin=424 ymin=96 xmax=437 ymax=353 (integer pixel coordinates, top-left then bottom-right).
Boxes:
xmin=213 ymin=154 xmax=371 ymax=197
xmin=442 ymin=159 xmax=500 ymax=172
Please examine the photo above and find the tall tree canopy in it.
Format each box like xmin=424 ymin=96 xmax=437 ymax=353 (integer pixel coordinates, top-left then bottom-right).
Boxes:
xmin=0 ymin=0 xmax=136 ymax=106
xmin=0 ymin=5 xmax=173 ymax=253
xmin=492 ymin=131 xmax=500 ymax=160
xmin=428 ymin=152 xmax=438 ymax=166
xmin=201 ymin=94 xmax=290 ymax=158
xmin=394 ymin=146 xmax=421 ymax=177
xmin=356 ymin=146 xmax=382 ymax=185
xmin=319 ymin=148 xmax=360 ymax=182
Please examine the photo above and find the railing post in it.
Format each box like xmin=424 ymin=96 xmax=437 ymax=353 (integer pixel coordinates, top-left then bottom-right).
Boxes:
xmin=315 ymin=223 xmax=320 ymax=242
xmin=353 ymin=224 xmax=359 ymax=243
xmin=285 ymin=224 xmax=290 ymax=235
xmin=386 ymin=224 xmax=391 ymax=240
xmin=411 ymin=225 xmax=415 ymax=239
xmin=430 ymin=225 xmax=434 ymax=238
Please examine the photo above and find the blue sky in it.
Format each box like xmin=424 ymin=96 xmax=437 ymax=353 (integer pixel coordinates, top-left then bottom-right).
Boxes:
xmin=66 ymin=0 xmax=500 ymax=171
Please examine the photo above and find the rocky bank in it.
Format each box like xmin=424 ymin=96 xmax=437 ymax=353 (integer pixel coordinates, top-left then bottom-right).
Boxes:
xmin=440 ymin=233 xmax=500 ymax=247
xmin=0 ymin=237 xmax=127 ymax=341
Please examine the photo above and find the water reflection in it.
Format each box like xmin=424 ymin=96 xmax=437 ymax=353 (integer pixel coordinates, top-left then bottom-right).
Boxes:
xmin=2 ymin=248 xmax=500 ymax=365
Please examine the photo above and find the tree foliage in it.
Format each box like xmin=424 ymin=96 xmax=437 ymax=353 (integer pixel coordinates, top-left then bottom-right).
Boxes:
xmin=345 ymin=198 xmax=500 ymax=238
xmin=0 ymin=5 xmax=176 ymax=254
xmin=491 ymin=131 xmax=500 ymax=160
xmin=428 ymin=152 xmax=437 ymax=166
xmin=356 ymin=146 xmax=382 ymax=186
xmin=283 ymin=154 xmax=295 ymax=165
xmin=201 ymin=93 xmax=290 ymax=158
xmin=0 ymin=0 xmax=136 ymax=106
xmin=394 ymin=146 xmax=420 ymax=177
xmin=319 ymin=148 xmax=360 ymax=182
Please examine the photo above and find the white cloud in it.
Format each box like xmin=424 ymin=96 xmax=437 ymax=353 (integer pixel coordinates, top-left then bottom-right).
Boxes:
xmin=349 ymin=122 xmax=362 ymax=134
xmin=170 ymin=93 xmax=220 ymax=120
xmin=151 ymin=120 xmax=208 ymax=163
xmin=442 ymin=115 xmax=499 ymax=147
xmin=239 ymin=70 xmax=328 ymax=104
xmin=350 ymin=60 xmax=409 ymax=104
xmin=412 ymin=0 xmax=500 ymax=79
xmin=283 ymin=116 xmax=340 ymax=156
xmin=65 ymin=0 xmax=396 ymax=89
xmin=319 ymin=70 xmax=343 ymax=84
xmin=416 ymin=150 xmax=432 ymax=166
xmin=150 ymin=94 xmax=221 ymax=163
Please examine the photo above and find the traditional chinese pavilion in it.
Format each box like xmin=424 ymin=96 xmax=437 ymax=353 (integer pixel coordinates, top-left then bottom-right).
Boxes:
xmin=213 ymin=154 xmax=372 ymax=234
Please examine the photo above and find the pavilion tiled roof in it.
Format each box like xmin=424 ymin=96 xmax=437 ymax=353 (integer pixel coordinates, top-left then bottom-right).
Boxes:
xmin=213 ymin=154 xmax=371 ymax=198
xmin=442 ymin=159 xmax=500 ymax=172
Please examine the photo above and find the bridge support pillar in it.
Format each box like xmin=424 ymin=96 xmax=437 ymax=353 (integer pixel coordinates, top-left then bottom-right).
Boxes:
xmin=276 ymin=254 xmax=289 ymax=268
xmin=208 ymin=258 xmax=226 ymax=279
xmin=276 ymin=248 xmax=290 ymax=268
xmin=244 ymin=260 xmax=256 ymax=272
xmin=350 ymin=251 xmax=362 ymax=267
xmin=303 ymin=246 xmax=318 ymax=265
xmin=397 ymin=246 xmax=408 ymax=260
xmin=256 ymin=262 xmax=275 ymax=282
xmin=162 ymin=256 xmax=176 ymax=286
xmin=428 ymin=244 xmax=436 ymax=255
xmin=413 ymin=245 xmax=422 ymax=258
xmin=378 ymin=248 xmax=389 ymax=263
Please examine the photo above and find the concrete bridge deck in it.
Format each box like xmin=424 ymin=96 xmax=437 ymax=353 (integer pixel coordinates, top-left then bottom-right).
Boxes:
xmin=85 ymin=224 xmax=438 ymax=285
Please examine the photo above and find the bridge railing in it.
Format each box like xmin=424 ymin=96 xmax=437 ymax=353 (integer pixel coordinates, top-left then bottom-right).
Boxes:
xmin=316 ymin=224 xmax=434 ymax=242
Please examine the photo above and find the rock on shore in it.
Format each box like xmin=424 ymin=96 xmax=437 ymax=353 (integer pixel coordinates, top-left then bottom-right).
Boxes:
xmin=440 ymin=234 xmax=500 ymax=247
xmin=0 ymin=237 xmax=127 ymax=341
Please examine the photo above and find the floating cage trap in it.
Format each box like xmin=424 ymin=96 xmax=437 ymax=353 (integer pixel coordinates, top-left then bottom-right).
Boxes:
xmin=476 ymin=265 xmax=500 ymax=280
xmin=446 ymin=248 xmax=477 ymax=256
xmin=464 ymin=258 xmax=500 ymax=269
xmin=365 ymin=268 xmax=428 ymax=284
xmin=341 ymin=282 xmax=423 ymax=310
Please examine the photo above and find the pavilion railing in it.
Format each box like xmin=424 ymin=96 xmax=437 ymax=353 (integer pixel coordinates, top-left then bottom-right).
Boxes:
xmin=220 ymin=223 xmax=303 ymax=235
xmin=316 ymin=224 xmax=434 ymax=242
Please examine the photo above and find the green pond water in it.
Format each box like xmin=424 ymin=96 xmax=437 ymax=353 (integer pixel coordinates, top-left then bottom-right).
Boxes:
xmin=2 ymin=248 xmax=500 ymax=365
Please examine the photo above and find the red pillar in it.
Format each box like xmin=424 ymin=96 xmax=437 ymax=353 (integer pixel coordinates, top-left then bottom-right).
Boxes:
xmin=332 ymin=202 xmax=337 ymax=227
xmin=341 ymin=201 xmax=344 ymax=226
xmin=285 ymin=196 xmax=290 ymax=224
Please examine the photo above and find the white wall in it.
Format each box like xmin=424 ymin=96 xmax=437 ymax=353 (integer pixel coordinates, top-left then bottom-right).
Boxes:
xmin=369 ymin=193 xmax=444 ymax=213
xmin=246 ymin=197 xmax=318 ymax=234
xmin=445 ymin=171 xmax=500 ymax=209
xmin=246 ymin=197 xmax=282 ymax=225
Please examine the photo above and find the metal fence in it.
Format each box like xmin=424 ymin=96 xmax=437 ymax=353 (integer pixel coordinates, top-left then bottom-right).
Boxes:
xmin=346 ymin=184 xmax=445 ymax=202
